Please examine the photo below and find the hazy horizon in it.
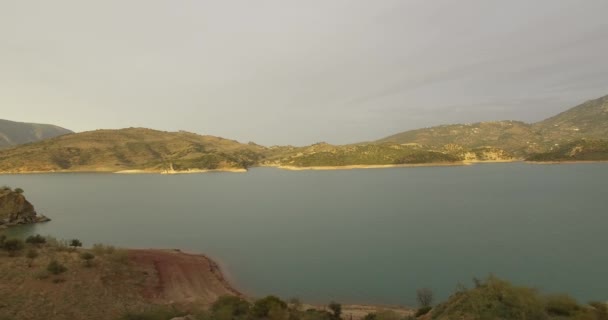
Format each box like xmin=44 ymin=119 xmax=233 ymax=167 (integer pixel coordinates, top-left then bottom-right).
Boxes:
xmin=2 ymin=0 xmax=608 ymax=145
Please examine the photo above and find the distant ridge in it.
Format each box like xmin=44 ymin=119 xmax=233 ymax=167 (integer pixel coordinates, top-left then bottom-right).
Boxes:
xmin=1 ymin=94 xmax=607 ymax=172
xmin=0 ymin=119 xmax=73 ymax=149
xmin=376 ymin=94 xmax=608 ymax=156
xmin=0 ymin=127 xmax=266 ymax=173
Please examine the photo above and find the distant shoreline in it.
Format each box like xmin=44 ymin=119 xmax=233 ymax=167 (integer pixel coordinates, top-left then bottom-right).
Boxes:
xmin=275 ymin=159 xmax=520 ymax=171
xmin=2 ymin=160 xmax=608 ymax=175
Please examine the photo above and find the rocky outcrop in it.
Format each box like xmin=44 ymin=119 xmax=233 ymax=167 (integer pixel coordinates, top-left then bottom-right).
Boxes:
xmin=0 ymin=188 xmax=49 ymax=228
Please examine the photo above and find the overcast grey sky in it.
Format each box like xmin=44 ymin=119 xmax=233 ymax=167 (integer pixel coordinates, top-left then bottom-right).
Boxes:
xmin=1 ymin=0 xmax=607 ymax=145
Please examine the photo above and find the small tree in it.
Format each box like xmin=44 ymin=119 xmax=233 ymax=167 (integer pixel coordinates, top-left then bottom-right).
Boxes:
xmin=26 ymin=234 xmax=47 ymax=246
xmin=80 ymin=252 xmax=95 ymax=267
xmin=14 ymin=187 xmax=24 ymax=194
xmin=47 ymin=260 xmax=67 ymax=275
xmin=69 ymin=239 xmax=82 ymax=250
xmin=416 ymin=288 xmax=434 ymax=308
xmin=26 ymin=248 xmax=39 ymax=267
xmin=328 ymin=302 xmax=342 ymax=319
xmin=4 ymin=238 xmax=25 ymax=257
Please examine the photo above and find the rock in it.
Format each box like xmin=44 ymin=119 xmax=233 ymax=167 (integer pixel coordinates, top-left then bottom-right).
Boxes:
xmin=0 ymin=188 xmax=48 ymax=227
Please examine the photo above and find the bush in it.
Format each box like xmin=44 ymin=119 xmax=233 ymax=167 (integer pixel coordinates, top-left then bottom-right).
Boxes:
xmin=252 ymin=296 xmax=288 ymax=318
xmin=328 ymin=302 xmax=342 ymax=319
xmin=26 ymin=248 xmax=39 ymax=267
xmin=416 ymin=288 xmax=433 ymax=308
xmin=69 ymin=239 xmax=82 ymax=249
xmin=414 ymin=306 xmax=432 ymax=317
xmin=26 ymin=234 xmax=47 ymax=245
xmin=211 ymin=295 xmax=251 ymax=319
xmin=14 ymin=187 xmax=24 ymax=194
xmin=47 ymin=260 xmax=67 ymax=275
xmin=3 ymin=238 xmax=25 ymax=256
xmin=120 ymin=306 xmax=185 ymax=320
xmin=80 ymin=252 xmax=95 ymax=267
xmin=92 ymin=243 xmax=115 ymax=255
xmin=544 ymin=294 xmax=580 ymax=316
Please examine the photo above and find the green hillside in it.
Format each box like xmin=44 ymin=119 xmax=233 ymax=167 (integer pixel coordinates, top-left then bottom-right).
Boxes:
xmin=0 ymin=119 xmax=73 ymax=149
xmin=376 ymin=94 xmax=608 ymax=157
xmin=526 ymin=139 xmax=608 ymax=162
xmin=0 ymin=128 xmax=266 ymax=173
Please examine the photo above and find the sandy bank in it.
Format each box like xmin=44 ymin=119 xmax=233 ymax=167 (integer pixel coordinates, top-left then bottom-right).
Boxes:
xmin=276 ymin=162 xmax=470 ymax=171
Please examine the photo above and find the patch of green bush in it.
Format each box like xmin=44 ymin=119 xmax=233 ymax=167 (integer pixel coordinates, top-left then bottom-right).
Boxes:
xmin=47 ymin=260 xmax=67 ymax=275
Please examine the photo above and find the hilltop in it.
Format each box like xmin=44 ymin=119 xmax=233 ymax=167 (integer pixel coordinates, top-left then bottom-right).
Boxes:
xmin=376 ymin=94 xmax=608 ymax=157
xmin=0 ymin=128 xmax=266 ymax=173
xmin=0 ymin=119 xmax=72 ymax=149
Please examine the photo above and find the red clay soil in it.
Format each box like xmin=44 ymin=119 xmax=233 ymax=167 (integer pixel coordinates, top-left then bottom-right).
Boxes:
xmin=129 ymin=249 xmax=242 ymax=305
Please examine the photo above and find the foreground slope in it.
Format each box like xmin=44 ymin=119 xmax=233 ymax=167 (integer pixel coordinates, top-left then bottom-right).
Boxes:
xmin=376 ymin=94 xmax=608 ymax=156
xmin=0 ymin=128 xmax=266 ymax=173
xmin=0 ymin=243 xmax=239 ymax=320
xmin=0 ymin=119 xmax=73 ymax=149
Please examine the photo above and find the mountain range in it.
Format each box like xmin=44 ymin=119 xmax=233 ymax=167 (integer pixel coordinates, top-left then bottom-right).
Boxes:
xmin=0 ymin=94 xmax=606 ymax=172
xmin=0 ymin=119 xmax=73 ymax=149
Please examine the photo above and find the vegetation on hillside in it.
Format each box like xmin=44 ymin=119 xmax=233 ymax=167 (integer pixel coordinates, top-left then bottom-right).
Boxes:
xmin=376 ymin=94 xmax=608 ymax=157
xmin=1 ymin=233 xmax=606 ymax=320
xmin=271 ymin=143 xmax=462 ymax=167
xmin=0 ymin=128 xmax=266 ymax=173
xmin=526 ymin=139 xmax=608 ymax=162
xmin=431 ymin=276 xmax=607 ymax=320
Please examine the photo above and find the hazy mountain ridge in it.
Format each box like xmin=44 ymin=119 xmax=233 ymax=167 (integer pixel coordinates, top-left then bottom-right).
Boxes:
xmin=0 ymin=94 xmax=606 ymax=172
xmin=376 ymin=94 xmax=608 ymax=156
xmin=0 ymin=119 xmax=73 ymax=149
xmin=0 ymin=128 xmax=266 ymax=173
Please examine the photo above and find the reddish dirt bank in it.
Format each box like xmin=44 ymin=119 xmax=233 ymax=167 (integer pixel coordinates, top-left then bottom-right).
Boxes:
xmin=129 ymin=249 xmax=242 ymax=305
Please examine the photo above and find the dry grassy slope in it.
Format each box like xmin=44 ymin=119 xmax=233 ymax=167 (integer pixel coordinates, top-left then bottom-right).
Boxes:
xmin=0 ymin=128 xmax=267 ymax=173
xmin=0 ymin=119 xmax=72 ymax=149
xmin=0 ymin=246 xmax=240 ymax=320
xmin=533 ymin=94 xmax=608 ymax=144
xmin=375 ymin=94 xmax=608 ymax=156
xmin=377 ymin=121 xmax=541 ymax=156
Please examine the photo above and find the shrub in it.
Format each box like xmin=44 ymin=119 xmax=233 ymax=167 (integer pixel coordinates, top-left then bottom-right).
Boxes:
xmin=47 ymin=260 xmax=67 ymax=275
xmin=252 ymin=296 xmax=288 ymax=318
xmin=80 ymin=252 xmax=95 ymax=267
xmin=416 ymin=288 xmax=434 ymax=308
xmin=69 ymin=239 xmax=82 ymax=249
xmin=14 ymin=187 xmax=24 ymax=194
xmin=92 ymin=243 xmax=115 ymax=255
xmin=26 ymin=248 xmax=39 ymax=267
xmin=328 ymin=302 xmax=342 ymax=319
xmin=3 ymin=238 xmax=25 ymax=256
xmin=25 ymin=234 xmax=47 ymax=245
xmin=414 ymin=306 xmax=432 ymax=317
xmin=544 ymin=294 xmax=580 ymax=316
xmin=211 ymin=295 xmax=251 ymax=319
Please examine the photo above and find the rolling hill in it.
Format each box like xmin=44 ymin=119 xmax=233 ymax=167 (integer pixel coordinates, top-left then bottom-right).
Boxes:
xmin=0 ymin=119 xmax=73 ymax=149
xmin=0 ymin=128 xmax=266 ymax=173
xmin=376 ymin=94 xmax=608 ymax=157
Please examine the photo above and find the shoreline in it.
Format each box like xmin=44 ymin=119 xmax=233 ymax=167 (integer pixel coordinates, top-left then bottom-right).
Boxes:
xmin=275 ymin=159 xmax=523 ymax=171
xmin=1 ymin=159 xmax=607 ymax=175
xmin=132 ymin=248 xmax=414 ymax=318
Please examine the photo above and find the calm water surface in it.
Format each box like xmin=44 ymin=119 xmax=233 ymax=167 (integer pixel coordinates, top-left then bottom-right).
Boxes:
xmin=1 ymin=163 xmax=607 ymax=305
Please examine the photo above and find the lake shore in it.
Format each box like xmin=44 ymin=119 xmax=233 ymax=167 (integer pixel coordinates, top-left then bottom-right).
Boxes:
xmin=275 ymin=159 xmax=522 ymax=171
xmin=129 ymin=248 xmax=413 ymax=319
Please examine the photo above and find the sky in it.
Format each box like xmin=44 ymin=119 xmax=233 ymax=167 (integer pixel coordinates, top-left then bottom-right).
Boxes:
xmin=1 ymin=0 xmax=608 ymax=146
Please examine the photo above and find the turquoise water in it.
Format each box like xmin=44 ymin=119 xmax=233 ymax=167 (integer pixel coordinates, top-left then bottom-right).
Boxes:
xmin=1 ymin=163 xmax=607 ymax=306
